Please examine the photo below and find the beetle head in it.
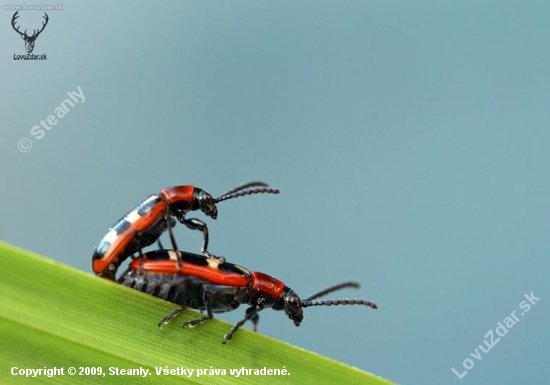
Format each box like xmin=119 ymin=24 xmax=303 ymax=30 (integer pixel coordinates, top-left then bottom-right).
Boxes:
xmin=195 ymin=189 xmax=218 ymax=219
xmin=273 ymin=288 xmax=304 ymax=326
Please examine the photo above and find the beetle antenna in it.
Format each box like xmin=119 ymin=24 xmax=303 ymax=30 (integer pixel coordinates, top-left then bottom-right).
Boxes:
xmin=304 ymin=282 xmax=360 ymax=301
xmin=222 ymin=181 xmax=270 ymax=195
xmin=214 ymin=185 xmax=280 ymax=203
xmin=301 ymin=299 xmax=378 ymax=310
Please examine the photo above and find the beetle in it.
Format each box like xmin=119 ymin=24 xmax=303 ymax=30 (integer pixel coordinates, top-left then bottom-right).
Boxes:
xmin=118 ymin=249 xmax=378 ymax=343
xmin=92 ymin=181 xmax=279 ymax=280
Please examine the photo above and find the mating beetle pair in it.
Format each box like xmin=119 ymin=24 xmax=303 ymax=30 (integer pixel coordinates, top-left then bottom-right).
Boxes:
xmin=93 ymin=181 xmax=378 ymax=343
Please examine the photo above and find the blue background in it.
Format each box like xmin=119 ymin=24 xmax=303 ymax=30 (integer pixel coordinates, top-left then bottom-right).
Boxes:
xmin=2 ymin=1 xmax=549 ymax=384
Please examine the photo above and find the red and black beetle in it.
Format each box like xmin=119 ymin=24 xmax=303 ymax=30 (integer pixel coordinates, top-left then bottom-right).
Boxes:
xmin=118 ymin=249 xmax=378 ymax=343
xmin=92 ymin=181 xmax=279 ymax=280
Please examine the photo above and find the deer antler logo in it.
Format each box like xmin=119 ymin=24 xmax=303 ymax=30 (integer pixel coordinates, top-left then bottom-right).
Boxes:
xmin=11 ymin=11 xmax=49 ymax=53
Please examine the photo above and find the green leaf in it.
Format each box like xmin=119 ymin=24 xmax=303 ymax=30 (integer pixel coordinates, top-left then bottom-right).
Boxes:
xmin=0 ymin=242 xmax=394 ymax=384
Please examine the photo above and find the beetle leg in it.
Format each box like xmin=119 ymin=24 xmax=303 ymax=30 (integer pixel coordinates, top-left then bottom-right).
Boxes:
xmin=157 ymin=219 xmax=175 ymax=249
xmin=164 ymin=213 xmax=182 ymax=269
xmin=182 ymin=217 xmax=209 ymax=251
xmin=158 ymin=307 xmax=185 ymax=328
xmin=223 ymin=306 xmax=262 ymax=344
xmin=182 ymin=293 xmax=214 ymax=328
xmin=182 ymin=316 xmax=210 ymax=328
xmin=249 ymin=308 xmax=260 ymax=333
xmin=132 ymin=230 xmax=146 ymax=275
xmin=183 ymin=217 xmax=226 ymax=263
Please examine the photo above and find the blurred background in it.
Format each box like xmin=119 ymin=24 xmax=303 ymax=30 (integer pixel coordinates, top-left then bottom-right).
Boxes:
xmin=2 ymin=1 xmax=549 ymax=384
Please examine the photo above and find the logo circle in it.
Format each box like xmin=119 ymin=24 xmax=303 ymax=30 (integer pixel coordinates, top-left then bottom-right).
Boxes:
xmin=18 ymin=138 xmax=32 ymax=152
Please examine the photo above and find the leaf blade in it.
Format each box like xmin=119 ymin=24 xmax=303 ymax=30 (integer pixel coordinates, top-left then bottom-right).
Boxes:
xmin=0 ymin=242 xmax=394 ymax=385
